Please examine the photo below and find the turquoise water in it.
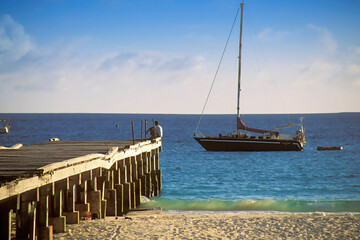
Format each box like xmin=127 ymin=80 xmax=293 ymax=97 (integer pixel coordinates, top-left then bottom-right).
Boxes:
xmin=1 ymin=113 xmax=359 ymax=212
xmin=141 ymin=199 xmax=360 ymax=212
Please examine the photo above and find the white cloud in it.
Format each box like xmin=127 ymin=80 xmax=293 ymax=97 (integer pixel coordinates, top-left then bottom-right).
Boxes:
xmin=307 ymin=24 xmax=337 ymax=54
xmin=237 ymin=24 xmax=360 ymax=113
xmin=0 ymin=15 xmax=359 ymax=114
xmin=347 ymin=64 xmax=360 ymax=76
xmin=0 ymin=16 xmax=212 ymax=113
xmin=256 ymin=28 xmax=288 ymax=42
xmin=355 ymin=47 xmax=360 ymax=55
xmin=0 ymin=48 xmax=212 ymax=112
xmin=0 ymin=15 xmax=34 ymax=64
xmin=346 ymin=64 xmax=360 ymax=86
xmin=294 ymin=60 xmax=342 ymax=86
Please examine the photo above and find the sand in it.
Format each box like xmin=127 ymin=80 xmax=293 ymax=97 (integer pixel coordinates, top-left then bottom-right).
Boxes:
xmin=54 ymin=211 xmax=360 ymax=240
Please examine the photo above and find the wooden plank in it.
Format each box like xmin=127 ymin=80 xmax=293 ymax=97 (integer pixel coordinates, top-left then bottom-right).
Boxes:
xmin=0 ymin=140 xmax=142 ymax=175
xmin=0 ymin=138 xmax=162 ymax=200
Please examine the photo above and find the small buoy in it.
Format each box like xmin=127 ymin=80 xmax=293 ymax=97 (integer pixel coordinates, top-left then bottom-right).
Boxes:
xmin=317 ymin=146 xmax=343 ymax=151
xmin=115 ymin=124 xmax=119 ymax=128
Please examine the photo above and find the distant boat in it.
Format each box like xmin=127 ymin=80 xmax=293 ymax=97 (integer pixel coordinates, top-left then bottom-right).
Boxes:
xmin=194 ymin=2 xmax=306 ymax=151
xmin=317 ymin=146 xmax=343 ymax=151
xmin=0 ymin=120 xmax=10 ymax=134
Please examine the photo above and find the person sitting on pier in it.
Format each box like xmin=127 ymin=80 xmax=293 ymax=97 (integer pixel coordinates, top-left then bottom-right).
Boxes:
xmin=147 ymin=121 xmax=163 ymax=138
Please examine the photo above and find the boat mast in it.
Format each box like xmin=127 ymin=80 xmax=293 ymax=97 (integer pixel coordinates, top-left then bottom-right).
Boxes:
xmin=237 ymin=2 xmax=244 ymax=119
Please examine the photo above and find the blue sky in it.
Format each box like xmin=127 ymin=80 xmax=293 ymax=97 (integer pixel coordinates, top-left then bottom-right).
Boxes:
xmin=1 ymin=0 xmax=359 ymax=113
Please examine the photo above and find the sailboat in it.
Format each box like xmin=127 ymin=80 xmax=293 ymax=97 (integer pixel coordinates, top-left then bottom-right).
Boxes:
xmin=193 ymin=2 xmax=306 ymax=151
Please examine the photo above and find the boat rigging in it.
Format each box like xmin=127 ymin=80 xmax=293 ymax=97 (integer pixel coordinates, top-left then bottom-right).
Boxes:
xmin=193 ymin=1 xmax=306 ymax=151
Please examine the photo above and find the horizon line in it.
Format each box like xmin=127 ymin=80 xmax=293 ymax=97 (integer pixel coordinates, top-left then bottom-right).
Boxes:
xmin=1 ymin=112 xmax=359 ymax=115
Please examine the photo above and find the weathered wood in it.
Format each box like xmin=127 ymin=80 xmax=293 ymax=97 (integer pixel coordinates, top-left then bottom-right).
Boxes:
xmin=18 ymin=201 xmax=31 ymax=238
xmin=39 ymin=225 xmax=53 ymax=240
xmin=0 ymin=138 xmax=162 ymax=239
xmin=114 ymin=184 xmax=123 ymax=216
xmin=0 ymin=140 xmax=162 ymax=200
xmin=0 ymin=140 xmax=139 ymax=179
xmin=62 ymin=211 xmax=79 ymax=224
xmin=53 ymin=190 xmax=63 ymax=218
xmin=0 ymin=208 xmax=12 ymax=240
xmin=131 ymin=122 xmax=135 ymax=145
xmin=104 ymin=188 xmax=116 ymax=216
xmin=49 ymin=216 xmax=66 ymax=233
xmin=88 ymin=190 xmax=101 ymax=219
xmin=30 ymin=203 xmax=36 ymax=240
xmin=122 ymin=182 xmax=131 ymax=214
xmin=38 ymin=195 xmax=50 ymax=230
xmin=145 ymin=120 xmax=148 ymax=140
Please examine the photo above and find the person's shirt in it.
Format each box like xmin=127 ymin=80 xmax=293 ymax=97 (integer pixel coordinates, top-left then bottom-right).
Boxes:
xmin=156 ymin=125 xmax=163 ymax=137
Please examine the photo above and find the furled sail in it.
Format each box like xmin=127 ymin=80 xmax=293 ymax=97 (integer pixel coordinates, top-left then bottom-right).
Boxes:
xmin=237 ymin=116 xmax=279 ymax=136
xmin=274 ymin=122 xmax=304 ymax=130
xmin=274 ymin=123 xmax=295 ymax=129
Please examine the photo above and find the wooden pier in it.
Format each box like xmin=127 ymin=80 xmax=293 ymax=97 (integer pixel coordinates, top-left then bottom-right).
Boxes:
xmin=0 ymin=138 xmax=162 ymax=240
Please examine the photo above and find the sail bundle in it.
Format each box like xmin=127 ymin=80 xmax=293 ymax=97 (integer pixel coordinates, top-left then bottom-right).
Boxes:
xmin=237 ymin=116 xmax=279 ymax=136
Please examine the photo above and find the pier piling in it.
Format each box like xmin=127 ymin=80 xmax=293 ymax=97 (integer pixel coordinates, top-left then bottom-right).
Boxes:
xmin=0 ymin=138 xmax=162 ymax=239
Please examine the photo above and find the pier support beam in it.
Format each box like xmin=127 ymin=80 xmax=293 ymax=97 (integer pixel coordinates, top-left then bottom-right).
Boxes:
xmin=0 ymin=209 xmax=12 ymax=240
xmin=88 ymin=190 xmax=101 ymax=219
xmin=38 ymin=184 xmax=54 ymax=240
xmin=104 ymin=170 xmax=117 ymax=216
xmin=122 ymin=182 xmax=131 ymax=214
xmin=0 ymin=139 xmax=162 ymax=239
xmin=114 ymin=184 xmax=123 ymax=216
xmin=16 ymin=189 xmax=38 ymax=239
xmin=0 ymin=197 xmax=17 ymax=240
xmin=63 ymin=177 xmax=80 ymax=224
xmin=50 ymin=188 xmax=66 ymax=233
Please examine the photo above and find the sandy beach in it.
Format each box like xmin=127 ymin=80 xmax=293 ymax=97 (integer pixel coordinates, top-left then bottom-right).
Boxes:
xmin=54 ymin=211 xmax=360 ymax=239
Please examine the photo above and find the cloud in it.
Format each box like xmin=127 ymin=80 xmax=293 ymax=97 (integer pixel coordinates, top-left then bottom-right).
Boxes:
xmin=0 ymin=14 xmax=359 ymax=114
xmin=346 ymin=64 xmax=360 ymax=86
xmin=0 ymin=49 xmax=211 ymax=112
xmin=98 ymin=52 xmax=202 ymax=73
xmin=0 ymin=16 xmax=211 ymax=113
xmin=356 ymin=47 xmax=360 ymax=55
xmin=97 ymin=52 xmax=139 ymax=71
xmin=294 ymin=60 xmax=342 ymax=86
xmin=0 ymin=15 xmax=34 ymax=65
xmin=239 ymin=24 xmax=360 ymax=113
xmin=347 ymin=64 xmax=360 ymax=76
xmin=307 ymin=24 xmax=337 ymax=54
xmin=93 ymin=51 xmax=207 ymax=89
xmin=256 ymin=28 xmax=288 ymax=42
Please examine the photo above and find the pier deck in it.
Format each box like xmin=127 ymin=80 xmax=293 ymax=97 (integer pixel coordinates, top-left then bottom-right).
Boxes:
xmin=0 ymin=138 xmax=162 ymax=240
xmin=0 ymin=140 xmax=140 ymax=181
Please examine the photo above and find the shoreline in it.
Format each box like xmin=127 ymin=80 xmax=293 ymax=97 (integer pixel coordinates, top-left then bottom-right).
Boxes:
xmin=161 ymin=210 xmax=360 ymax=216
xmin=54 ymin=211 xmax=360 ymax=239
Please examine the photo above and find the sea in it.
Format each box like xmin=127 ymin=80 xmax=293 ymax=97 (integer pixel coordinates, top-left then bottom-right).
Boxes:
xmin=0 ymin=113 xmax=359 ymax=213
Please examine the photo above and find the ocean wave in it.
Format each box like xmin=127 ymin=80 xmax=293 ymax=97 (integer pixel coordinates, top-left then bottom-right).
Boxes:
xmin=140 ymin=198 xmax=360 ymax=212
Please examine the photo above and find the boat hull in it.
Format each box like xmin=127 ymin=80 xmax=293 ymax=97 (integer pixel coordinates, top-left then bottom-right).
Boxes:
xmin=317 ymin=146 xmax=342 ymax=151
xmin=194 ymin=137 xmax=303 ymax=151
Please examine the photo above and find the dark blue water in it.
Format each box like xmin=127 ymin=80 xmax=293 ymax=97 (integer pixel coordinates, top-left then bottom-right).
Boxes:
xmin=1 ymin=113 xmax=359 ymax=212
